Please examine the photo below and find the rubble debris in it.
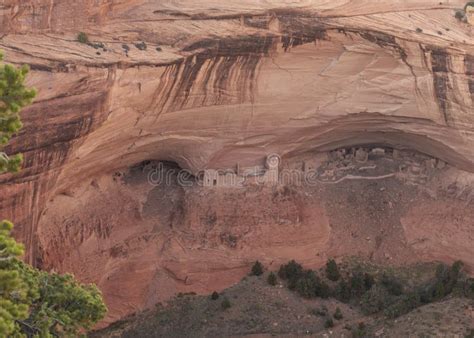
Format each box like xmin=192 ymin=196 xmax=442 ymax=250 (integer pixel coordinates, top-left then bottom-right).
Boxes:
xmin=355 ymin=148 xmax=369 ymax=163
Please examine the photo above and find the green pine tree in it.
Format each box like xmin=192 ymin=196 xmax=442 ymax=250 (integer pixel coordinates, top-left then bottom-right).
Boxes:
xmin=0 ymin=50 xmax=107 ymax=336
xmin=0 ymin=51 xmax=36 ymax=174
xmin=325 ymin=259 xmax=341 ymax=281
xmin=0 ymin=220 xmax=107 ymax=337
xmin=0 ymin=220 xmax=33 ymax=337
xmin=267 ymin=272 xmax=277 ymax=286
xmin=251 ymin=261 xmax=264 ymax=276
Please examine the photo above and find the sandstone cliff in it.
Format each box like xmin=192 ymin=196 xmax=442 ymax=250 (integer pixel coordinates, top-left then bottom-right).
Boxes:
xmin=0 ymin=0 xmax=473 ymax=325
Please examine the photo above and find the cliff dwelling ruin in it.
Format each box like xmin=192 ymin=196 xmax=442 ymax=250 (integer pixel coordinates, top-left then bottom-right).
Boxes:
xmin=0 ymin=0 xmax=473 ymax=334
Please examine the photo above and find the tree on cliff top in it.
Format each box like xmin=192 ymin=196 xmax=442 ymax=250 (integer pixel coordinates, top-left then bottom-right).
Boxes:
xmin=0 ymin=51 xmax=36 ymax=173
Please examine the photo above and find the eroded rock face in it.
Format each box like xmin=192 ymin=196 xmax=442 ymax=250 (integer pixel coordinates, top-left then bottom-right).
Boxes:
xmin=0 ymin=0 xmax=473 ymax=326
xmin=36 ymin=151 xmax=474 ymax=325
xmin=37 ymin=167 xmax=331 ymax=323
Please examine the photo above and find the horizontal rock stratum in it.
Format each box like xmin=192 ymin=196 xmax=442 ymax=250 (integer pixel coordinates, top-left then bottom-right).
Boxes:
xmin=0 ymin=0 xmax=473 ymax=326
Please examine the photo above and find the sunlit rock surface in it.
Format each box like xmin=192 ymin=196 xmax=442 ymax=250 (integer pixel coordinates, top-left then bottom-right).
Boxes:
xmin=0 ymin=0 xmax=473 ymax=325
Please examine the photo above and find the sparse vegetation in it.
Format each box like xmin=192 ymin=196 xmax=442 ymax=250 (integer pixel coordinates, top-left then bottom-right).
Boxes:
xmin=334 ymin=307 xmax=343 ymax=320
xmin=278 ymin=259 xmax=470 ymax=321
xmin=294 ymin=270 xmax=330 ymax=299
xmin=416 ymin=27 xmax=423 ymax=33
xmin=459 ymin=278 xmax=474 ymax=298
xmin=221 ymin=297 xmax=231 ymax=310
xmin=455 ymin=10 xmax=465 ymax=20
xmin=381 ymin=273 xmax=403 ymax=296
xmin=360 ymin=284 xmax=394 ymax=314
xmin=76 ymin=32 xmax=106 ymax=50
xmin=324 ymin=318 xmax=334 ymax=328
xmin=135 ymin=41 xmax=148 ymax=50
xmin=250 ymin=261 xmax=264 ymax=276
xmin=211 ymin=291 xmax=219 ymax=300
xmin=335 ymin=279 xmax=352 ymax=302
xmin=294 ymin=270 xmax=319 ymax=298
xmin=326 ymin=259 xmax=341 ymax=281
xmin=351 ymin=322 xmax=367 ymax=337
xmin=350 ymin=270 xmax=370 ymax=297
xmin=94 ymin=259 xmax=474 ymax=338
xmin=278 ymin=260 xmax=303 ymax=288
xmin=382 ymin=260 xmax=465 ymax=318
xmin=363 ymin=272 xmax=375 ymax=290
xmin=267 ymin=272 xmax=277 ymax=286
xmin=310 ymin=305 xmax=328 ymax=317
xmin=77 ymin=32 xmax=90 ymax=44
